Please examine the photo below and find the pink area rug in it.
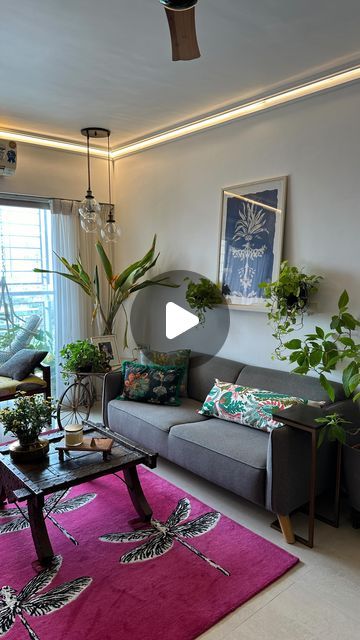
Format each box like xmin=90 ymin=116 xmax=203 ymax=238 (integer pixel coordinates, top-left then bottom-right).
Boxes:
xmin=0 ymin=468 xmax=299 ymax=640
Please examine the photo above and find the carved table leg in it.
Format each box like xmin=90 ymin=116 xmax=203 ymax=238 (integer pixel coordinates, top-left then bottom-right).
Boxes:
xmin=0 ymin=484 xmax=6 ymax=507
xmin=123 ymin=467 xmax=152 ymax=522
xmin=27 ymin=495 xmax=54 ymax=565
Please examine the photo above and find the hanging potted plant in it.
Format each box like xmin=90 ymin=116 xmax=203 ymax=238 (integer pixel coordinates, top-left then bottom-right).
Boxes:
xmin=0 ymin=393 xmax=55 ymax=462
xmin=259 ymin=261 xmax=322 ymax=359
xmin=185 ymin=277 xmax=224 ymax=326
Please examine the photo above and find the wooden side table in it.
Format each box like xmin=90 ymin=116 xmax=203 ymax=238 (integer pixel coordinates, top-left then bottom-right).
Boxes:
xmin=271 ymin=405 xmax=341 ymax=548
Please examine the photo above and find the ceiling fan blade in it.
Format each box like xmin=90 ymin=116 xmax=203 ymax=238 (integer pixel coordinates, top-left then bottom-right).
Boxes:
xmin=164 ymin=7 xmax=200 ymax=61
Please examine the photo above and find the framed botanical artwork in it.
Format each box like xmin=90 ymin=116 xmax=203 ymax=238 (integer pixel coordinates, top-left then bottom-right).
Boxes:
xmin=91 ymin=335 xmax=120 ymax=368
xmin=218 ymin=176 xmax=287 ymax=311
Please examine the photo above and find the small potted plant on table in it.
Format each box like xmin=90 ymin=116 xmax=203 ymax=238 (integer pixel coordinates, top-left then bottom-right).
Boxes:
xmin=0 ymin=393 xmax=55 ymax=462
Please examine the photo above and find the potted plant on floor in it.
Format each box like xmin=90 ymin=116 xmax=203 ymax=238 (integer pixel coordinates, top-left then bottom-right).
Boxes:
xmin=34 ymin=235 xmax=177 ymax=348
xmin=259 ymin=261 xmax=322 ymax=359
xmin=60 ymin=339 xmax=110 ymax=382
xmin=0 ymin=393 xmax=55 ymax=462
xmin=278 ymin=289 xmax=360 ymax=526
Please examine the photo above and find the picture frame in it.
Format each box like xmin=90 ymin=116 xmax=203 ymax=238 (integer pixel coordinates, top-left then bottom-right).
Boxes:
xmin=218 ymin=176 xmax=287 ymax=312
xmin=91 ymin=335 xmax=120 ymax=368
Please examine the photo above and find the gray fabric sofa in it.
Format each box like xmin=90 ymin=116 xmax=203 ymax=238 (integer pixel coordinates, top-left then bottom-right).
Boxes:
xmin=102 ymin=353 xmax=346 ymax=543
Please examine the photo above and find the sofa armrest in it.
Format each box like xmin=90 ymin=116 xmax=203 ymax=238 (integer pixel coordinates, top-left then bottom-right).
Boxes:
xmin=102 ymin=370 xmax=123 ymax=429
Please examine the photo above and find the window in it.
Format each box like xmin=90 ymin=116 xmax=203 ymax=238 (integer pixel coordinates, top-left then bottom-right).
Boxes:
xmin=0 ymin=201 xmax=55 ymax=387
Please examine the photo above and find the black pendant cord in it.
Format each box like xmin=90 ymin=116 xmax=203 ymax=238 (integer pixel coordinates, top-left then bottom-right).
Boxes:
xmin=87 ymin=131 xmax=91 ymax=193
xmin=107 ymin=134 xmax=113 ymax=221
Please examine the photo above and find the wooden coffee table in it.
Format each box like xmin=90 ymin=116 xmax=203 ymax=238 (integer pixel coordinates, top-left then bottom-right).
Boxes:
xmin=0 ymin=421 xmax=157 ymax=565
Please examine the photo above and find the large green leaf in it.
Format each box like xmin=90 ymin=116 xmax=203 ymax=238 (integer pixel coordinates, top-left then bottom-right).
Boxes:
xmin=129 ymin=276 xmax=178 ymax=294
xmin=284 ymin=339 xmax=302 ymax=350
xmin=342 ymin=362 xmax=358 ymax=397
xmin=114 ymin=236 xmax=157 ymax=291
xmin=96 ymin=242 xmax=113 ymax=283
xmin=338 ymin=290 xmax=349 ymax=311
xmin=34 ymin=268 xmax=91 ymax=295
xmin=319 ymin=374 xmax=335 ymax=402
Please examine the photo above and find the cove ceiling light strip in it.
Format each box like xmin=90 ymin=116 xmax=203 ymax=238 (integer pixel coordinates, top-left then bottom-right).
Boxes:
xmin=0 ymin=130 xmax=108 ymax=158
xmin=1 ymin=66 xmax=359 ymax=160
xmin=112 ymin=65 xmax=360 ymax=159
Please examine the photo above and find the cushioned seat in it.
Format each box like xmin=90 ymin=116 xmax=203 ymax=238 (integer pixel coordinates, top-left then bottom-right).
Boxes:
xmin=107 ymin=397 xmax=208 ymax=457
xmin=168 ymin=419 xmax=269 ymax=506
xmin=0 ymin=375 xmax=47 ymax=398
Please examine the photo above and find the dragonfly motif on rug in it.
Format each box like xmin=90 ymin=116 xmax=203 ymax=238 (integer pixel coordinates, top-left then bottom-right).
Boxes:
xmin=0 ymin=490 xmax=96 ymax=546
xmin=99 ymin=497 xmax=230 ymax=576
xmin=0 ymin=555 xmax=91 ymax=640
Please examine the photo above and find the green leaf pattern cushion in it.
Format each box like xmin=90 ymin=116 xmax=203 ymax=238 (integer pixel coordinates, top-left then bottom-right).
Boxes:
xmin=139 ymin=349 xmax=190 ymax=397
xmin=118 ymin=361 xmax=184 ymax=406
xmin=199 ymin=379 xmax=306 ymax=432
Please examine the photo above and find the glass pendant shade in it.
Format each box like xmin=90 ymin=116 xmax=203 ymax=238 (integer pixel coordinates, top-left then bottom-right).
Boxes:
xmin=80 ymin=216 xmax=99 ymax=233
xmin=79 ymin=127 xmax=120 ymax=241
xmin=79 ymin=189 xmax=101 ymax=220
xmin=101 ymin=219 xmax=121 ymax=243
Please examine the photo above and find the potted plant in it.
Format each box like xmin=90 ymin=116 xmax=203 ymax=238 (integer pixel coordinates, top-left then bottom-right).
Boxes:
xmin=0 ymin=393 xmax=55 ymax=462
xmin=34 ymin=236 xmax=177 ymax=348
xmin=279 ymin=289 xmax=360 ymax=526
xmin=185 ymin=277 xmax=224 ymax=326
xmin=259 ymin=261 xmax=322 ymax=359
xmin=60 ymin=340 xmax=110 ymax=382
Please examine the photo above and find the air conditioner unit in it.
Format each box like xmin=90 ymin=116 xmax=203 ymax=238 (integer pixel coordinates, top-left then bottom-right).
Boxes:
xmin=0 ymin=140 xmax=17 ymax=175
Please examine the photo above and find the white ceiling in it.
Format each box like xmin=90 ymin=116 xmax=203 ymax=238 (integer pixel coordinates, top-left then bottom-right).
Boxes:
xmin=1 ymin=0 xmax=360 ymax=147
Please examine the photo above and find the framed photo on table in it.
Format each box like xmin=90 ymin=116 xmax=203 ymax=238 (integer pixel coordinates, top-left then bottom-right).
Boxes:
xmin=91 ymin=335 xmax=120 ymax=368
xmin=218 ymin=176 xmax=287 ymax=312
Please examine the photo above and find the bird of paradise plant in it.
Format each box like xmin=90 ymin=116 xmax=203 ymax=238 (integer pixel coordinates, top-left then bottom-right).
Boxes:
xmin=34 ymin=235 xmax=176 ymax=348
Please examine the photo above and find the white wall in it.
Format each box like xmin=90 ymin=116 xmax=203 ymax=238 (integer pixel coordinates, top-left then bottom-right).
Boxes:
xmin=0 ymin=142 xmax=108 ymax=202
xmin=113 ymin=82 xmax=360 ymax=372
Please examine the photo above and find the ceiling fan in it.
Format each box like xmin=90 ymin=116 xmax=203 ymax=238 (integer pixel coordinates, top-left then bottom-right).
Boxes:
xmin=159 ymin=0 xmax=200 ymax=61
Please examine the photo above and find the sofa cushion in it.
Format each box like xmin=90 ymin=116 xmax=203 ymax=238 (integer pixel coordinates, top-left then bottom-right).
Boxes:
xmin=169 ymin=419 xmax=268 ymax=506
xmin=139 ymin=349 xmax=191 ymax=397
xmin=107 ymin=398 xmax=207 ymax=457
xmin=236 ymin=365 xmax=345 ymax=403
xmin=199 ymin=380 xmax=305 ymax=432
xmin=187 ymin=354 xmax=245 ymax=402
xmin=0 ymin=375 xmax=47 ymax=397
xmin=119 ymin=361 xmax=184 ymax=406
xmin=0 ymin=349 xmax=48 ymax=380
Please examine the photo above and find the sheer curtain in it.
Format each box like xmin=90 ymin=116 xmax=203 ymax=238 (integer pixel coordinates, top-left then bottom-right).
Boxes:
xmin=50 ymin=200 xmax=113 ymax=395
xmin=51 ymin=199 xmax=91 ymax=395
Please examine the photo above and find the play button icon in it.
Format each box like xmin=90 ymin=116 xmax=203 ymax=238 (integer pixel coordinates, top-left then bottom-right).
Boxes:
xmin=130 ymin=269 xmax=230 ymax=365
xmin=166 ymin=302 xmax=199 ymax=339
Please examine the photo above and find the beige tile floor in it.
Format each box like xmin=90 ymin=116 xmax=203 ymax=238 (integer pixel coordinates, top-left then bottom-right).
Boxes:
xmin=1 ymin=405 xmax=359 ymax=639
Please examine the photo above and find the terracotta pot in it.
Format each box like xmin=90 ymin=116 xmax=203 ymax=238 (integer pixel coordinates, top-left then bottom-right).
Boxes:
xmin=9 ymin=438 xmax=49 ymax=463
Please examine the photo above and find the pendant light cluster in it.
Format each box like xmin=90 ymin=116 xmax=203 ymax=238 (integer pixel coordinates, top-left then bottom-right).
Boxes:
xmin=79 ymin=127 xmax=121 ymax=242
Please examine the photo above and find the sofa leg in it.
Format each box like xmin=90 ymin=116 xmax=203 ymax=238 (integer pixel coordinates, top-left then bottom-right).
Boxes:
xmin=277 ymin=514 xmax=295 ymax=544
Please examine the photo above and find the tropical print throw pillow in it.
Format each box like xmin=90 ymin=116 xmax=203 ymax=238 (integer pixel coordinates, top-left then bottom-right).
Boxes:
xmin=198 ymin=380 xmax=307 ymax=432
xmin=118 ymin=361 xmax=184 ymax=406
xmin=139 ymin=349 xmax=191 ymax=397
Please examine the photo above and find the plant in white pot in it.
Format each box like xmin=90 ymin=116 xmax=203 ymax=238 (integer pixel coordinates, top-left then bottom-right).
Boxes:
xmin=0 ymin=393 xmax=55 ymax=462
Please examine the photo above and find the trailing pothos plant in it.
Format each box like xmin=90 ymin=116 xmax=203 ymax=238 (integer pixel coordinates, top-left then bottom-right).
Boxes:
xmin=185 ymin=277 xmax=224 ymax=326
xmin=34 ymin=236 xmax=177 ymax=348
xmin=259 ymin=261 xmax=322 ymax=359
xmin=283 ymin=290 xmax=360 ymax=444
